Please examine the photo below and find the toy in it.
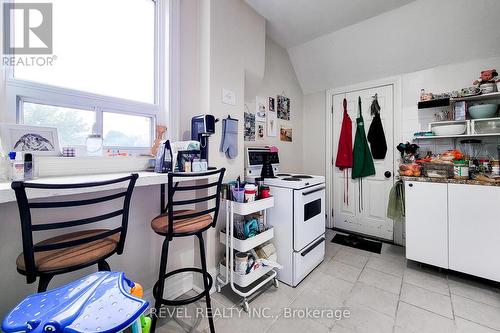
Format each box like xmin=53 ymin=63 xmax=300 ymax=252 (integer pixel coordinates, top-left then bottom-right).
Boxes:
xmin=473 ymin=69 xmax=498 ymax=86
xmin=2 ymin=272 xmax=149 ymax=333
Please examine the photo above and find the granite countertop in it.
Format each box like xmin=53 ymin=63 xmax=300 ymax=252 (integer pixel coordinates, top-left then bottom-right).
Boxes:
xmin=399 ymin=176 xmax=500 ymax=187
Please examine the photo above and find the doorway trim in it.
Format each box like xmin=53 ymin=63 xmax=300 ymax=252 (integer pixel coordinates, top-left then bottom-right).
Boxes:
xmin=325 ymin=76 xmax=402 ymax=229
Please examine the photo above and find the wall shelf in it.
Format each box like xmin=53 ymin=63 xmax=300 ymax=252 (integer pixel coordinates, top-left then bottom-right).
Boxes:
xmin=418 ymin=92 xmax=500 ymax=110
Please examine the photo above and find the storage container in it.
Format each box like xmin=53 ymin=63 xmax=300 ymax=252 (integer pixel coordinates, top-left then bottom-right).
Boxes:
xmin=421 ymin=163 xmax=454 ymax=178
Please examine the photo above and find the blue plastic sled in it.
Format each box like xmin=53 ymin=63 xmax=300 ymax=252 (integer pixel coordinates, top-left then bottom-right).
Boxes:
xmin=2 ymin=272 xmax=149 ymax=333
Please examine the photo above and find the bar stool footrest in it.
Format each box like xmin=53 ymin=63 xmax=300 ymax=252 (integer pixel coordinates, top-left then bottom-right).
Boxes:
xmin=153 ymin=267 xmax=213 ymax=306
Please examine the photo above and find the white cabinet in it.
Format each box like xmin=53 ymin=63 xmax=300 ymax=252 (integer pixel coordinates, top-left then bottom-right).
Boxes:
xmin=448 ymin=184 xmax=500 ymax=282
xmin=405 ymin=182 xmax=449 ymax=268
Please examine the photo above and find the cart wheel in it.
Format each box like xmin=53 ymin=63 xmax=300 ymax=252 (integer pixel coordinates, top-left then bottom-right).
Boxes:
xmin=242 ymin=300 xmax=249 ymax=313
xmin=216 ymin=284 xmax=222 ymax=293
xmin=273 ymin=278 xmax=279 ymax=288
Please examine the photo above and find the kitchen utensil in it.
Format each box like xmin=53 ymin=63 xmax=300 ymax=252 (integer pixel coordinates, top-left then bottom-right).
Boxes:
xmin=468 ymin=104 xmax=498 ymax=119
xmin=432 ymin=124 xmax=467 ymax=136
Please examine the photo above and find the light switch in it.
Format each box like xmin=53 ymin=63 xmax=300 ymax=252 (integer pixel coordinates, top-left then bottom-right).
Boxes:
xmin=222 ymin=88 xmax=236 ymax=106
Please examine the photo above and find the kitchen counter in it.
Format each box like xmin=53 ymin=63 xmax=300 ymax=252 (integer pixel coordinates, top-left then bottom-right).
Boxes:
xmin=399 ymin=176 xmax=500 ymax=187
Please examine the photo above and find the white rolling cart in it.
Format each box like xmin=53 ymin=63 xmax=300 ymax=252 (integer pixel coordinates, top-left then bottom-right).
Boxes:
xmin=216 ymin=196 xmax=279 ymax=312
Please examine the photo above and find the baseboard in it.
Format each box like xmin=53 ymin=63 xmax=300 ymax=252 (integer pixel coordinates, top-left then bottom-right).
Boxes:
xmin=192 ymin=267 xmax=218 ymax=294
xmin=143 ymin=274 xmax=194 ymax=306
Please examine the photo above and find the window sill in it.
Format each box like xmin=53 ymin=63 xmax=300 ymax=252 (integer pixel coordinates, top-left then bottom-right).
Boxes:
xmin=35 ymin=155 xmax=153 ymax=178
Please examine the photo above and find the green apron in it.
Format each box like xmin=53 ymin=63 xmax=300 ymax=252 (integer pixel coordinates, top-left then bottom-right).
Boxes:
xmin=352 ymin=96 xmax=375 ymax=179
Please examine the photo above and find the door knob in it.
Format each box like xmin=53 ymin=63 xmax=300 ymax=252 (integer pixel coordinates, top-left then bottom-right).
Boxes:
xmin=384 ymin=171 xmax=392 ymax=178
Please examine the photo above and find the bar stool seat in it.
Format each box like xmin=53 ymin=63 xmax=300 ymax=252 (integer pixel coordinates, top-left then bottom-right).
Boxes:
xmin=151 ymin=210 xmax=213 ymax=236
xmin=150 ymin=169 xmax=225 ymax=333
xmin=16 ymin=229 xmax=120 ymax=273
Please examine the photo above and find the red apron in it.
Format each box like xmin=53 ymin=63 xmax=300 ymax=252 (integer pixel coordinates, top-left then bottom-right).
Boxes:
xmin=335 ymin=98 xmax=353 ymax=205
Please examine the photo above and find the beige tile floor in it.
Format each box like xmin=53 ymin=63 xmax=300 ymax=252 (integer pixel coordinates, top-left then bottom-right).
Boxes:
xmin=156 ymin=230 xmax=500 ymax=333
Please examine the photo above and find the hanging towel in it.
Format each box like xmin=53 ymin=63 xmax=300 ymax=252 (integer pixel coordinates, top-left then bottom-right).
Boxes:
xmin=220 ymin=117 xmax=238 ymax=159
xmin=367 ymin=94 xmax=388 ymax=159
xmin=335 ymin=98 xmax=353 ymax=169
xmin=387 ymin=180 xmax=405 ymax=220
xmin=352 ymin=97 xmax=375 ymax=179
xmin=335 ymin=98 xmax=353 ymax=205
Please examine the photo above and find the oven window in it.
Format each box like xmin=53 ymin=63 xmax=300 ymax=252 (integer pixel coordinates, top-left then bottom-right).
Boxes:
xmin=304 ymin=199 xmax=322 ymax=221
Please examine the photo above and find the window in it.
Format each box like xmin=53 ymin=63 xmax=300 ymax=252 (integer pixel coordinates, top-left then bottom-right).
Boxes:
xmin=23 ymin=101 xmax=95 ymax=146
xmin=7 ymin=0 xmax=162 ymax=150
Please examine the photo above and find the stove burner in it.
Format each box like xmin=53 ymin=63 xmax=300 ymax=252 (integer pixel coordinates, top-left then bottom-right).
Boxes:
xmin=282 ymin=177 xmax=301 ymax=181
xmin=277 ymin=173 xmax=292 ymax=177
xmin=292 ymin=175 xmax=313 ymax=179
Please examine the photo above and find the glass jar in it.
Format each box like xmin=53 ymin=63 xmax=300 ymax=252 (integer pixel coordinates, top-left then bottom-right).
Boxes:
xmin=86 ymin=134 xmax=103 ymax=156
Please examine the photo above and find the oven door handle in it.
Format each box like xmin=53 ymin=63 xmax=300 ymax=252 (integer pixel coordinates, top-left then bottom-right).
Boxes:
xmin=301 ymin=237 xmax=325 ymax=257
xmin=302 ymin=186 xmax=325 ymax=196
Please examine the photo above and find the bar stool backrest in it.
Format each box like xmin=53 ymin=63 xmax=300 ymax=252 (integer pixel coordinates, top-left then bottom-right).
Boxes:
xmin=11 ymin=173 xmax=139 ymax=283
xmin=166 ymin=168 xmax=226 ymax=239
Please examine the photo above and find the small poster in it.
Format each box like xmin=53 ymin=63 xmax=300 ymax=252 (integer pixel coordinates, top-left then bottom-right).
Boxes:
xmin=256 ymin=123 xmax=265 ymax=141
xmin=280 ymin=126 xmax=293 ymax=142
xmin=269 ymin=97 xmax=275 ymax=112
xmin=277 ymin=95 xmax=290 ymax=120
xmin=267 ymin=109 xmax=277 ymax=137
xmin=244 ymin=111 xmax=255 ymax=141
xmin=255 ymin=96 xmax=266 ymax=123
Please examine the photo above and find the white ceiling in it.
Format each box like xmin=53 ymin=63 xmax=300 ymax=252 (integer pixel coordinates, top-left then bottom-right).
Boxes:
xmin=245 ymin=0 xmax=416 ymax=48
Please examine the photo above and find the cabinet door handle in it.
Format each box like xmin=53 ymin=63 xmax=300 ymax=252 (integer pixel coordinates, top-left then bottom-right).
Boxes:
xmin=409 ymin=183 xmax=413 ymax=187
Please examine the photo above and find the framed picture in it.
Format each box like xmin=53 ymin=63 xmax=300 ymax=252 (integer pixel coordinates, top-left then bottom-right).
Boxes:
xmin=0 ymin=123 xmax=61 ymax=156
xmin=280 ymin=126 xmax=293 ymax=142
xmin=267 ymin=110 xmax=277 ymax=137
xmin=268 ymin=97 xmax=275 ymax=112
xmin=256 ymin=123 xmax=265 ymax=141
xmin=255 ymin=96 xmax=266 ymax=123
xmin=244 ymin=111 xmax=255 ymax=141
xmin=277 ymin=95 xmax=290 ymax=120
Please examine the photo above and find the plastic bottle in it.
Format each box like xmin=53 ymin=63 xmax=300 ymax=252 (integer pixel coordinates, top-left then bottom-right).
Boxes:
xmin=24 ymin=153 xmax=33 ymax=180
xmin=9 ymin=152 xmax=24 ymax=181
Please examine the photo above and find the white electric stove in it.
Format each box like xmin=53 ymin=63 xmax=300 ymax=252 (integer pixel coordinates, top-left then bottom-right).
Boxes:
xmin=245 ymin=147 xmax=326 ymax=287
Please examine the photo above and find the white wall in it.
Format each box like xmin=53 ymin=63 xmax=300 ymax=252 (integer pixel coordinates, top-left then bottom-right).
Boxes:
xmin=302 ymin=91 xmax=325 ymax=175
xmin=288 ymin=0 xmax=500 ymax=94
xmin=245 ymin=37 xmax=304 ymax=173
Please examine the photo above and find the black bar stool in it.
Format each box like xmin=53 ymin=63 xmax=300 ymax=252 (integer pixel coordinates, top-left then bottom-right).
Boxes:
xmin=150 ymin=168 xmax=225 ymax=333
xmin=11 ymin=174 xmax=138 ymax=292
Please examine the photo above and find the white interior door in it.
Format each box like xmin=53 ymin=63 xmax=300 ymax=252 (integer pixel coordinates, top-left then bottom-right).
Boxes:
xmin=332 ymin=85 xmax=394 ymax=240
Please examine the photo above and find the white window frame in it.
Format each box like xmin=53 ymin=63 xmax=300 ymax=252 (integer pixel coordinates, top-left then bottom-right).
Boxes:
xmin=3 ymin=0 xmax=168 ymax=152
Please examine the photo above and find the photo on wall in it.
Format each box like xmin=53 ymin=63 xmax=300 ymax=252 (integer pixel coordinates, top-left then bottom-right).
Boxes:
xmin=280 ymin=126 xmax=293 ymax=142
xmin=256 ymin=123 xmax=265 ymax=141
xmin=277 ymin=95 xmax=290 ymax=120
xmin=244 ymin=111 xmax=255 ymax=141
xmin=268 ymin=97 xmax=275 ymax=112
xmin=267 ymin=109 xmax=277 ymax=137
xmin=255 ymin=96 xmax=266 ymax=123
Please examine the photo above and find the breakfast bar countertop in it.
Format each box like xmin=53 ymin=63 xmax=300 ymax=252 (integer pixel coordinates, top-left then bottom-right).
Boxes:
xmin=0 ymin=171 xmax=216 ymax=204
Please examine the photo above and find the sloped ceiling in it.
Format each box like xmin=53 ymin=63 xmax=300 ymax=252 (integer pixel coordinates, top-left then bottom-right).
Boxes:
xmin=245 ymin=0 xmax=415 ymax=49
xmin=247 ymin=0 xmax=500 ymax=94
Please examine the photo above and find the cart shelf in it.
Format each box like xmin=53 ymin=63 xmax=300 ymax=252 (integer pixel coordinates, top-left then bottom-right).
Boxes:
xmin=226 ymin=196 xmax=274 ymax=215
xmin=219 ymin=262 xmax=275 ymax=288
xmin=220 ymin=227 xmax=274 ymax=252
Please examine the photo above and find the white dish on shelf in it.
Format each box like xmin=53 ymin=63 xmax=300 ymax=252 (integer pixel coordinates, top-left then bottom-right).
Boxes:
xmin=432 ymin=124 xmax=467 ymax=136
xmin=220 ymin=228 xmax=274 ymax=252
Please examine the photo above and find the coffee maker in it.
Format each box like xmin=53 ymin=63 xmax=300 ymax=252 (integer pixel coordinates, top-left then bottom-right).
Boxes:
xmin=191 ymin=115 xmax=216 ymax=165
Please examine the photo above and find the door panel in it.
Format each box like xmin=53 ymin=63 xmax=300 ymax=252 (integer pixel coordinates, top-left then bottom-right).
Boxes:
xmin=332 ymin=85 xmax=394 ymax=240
